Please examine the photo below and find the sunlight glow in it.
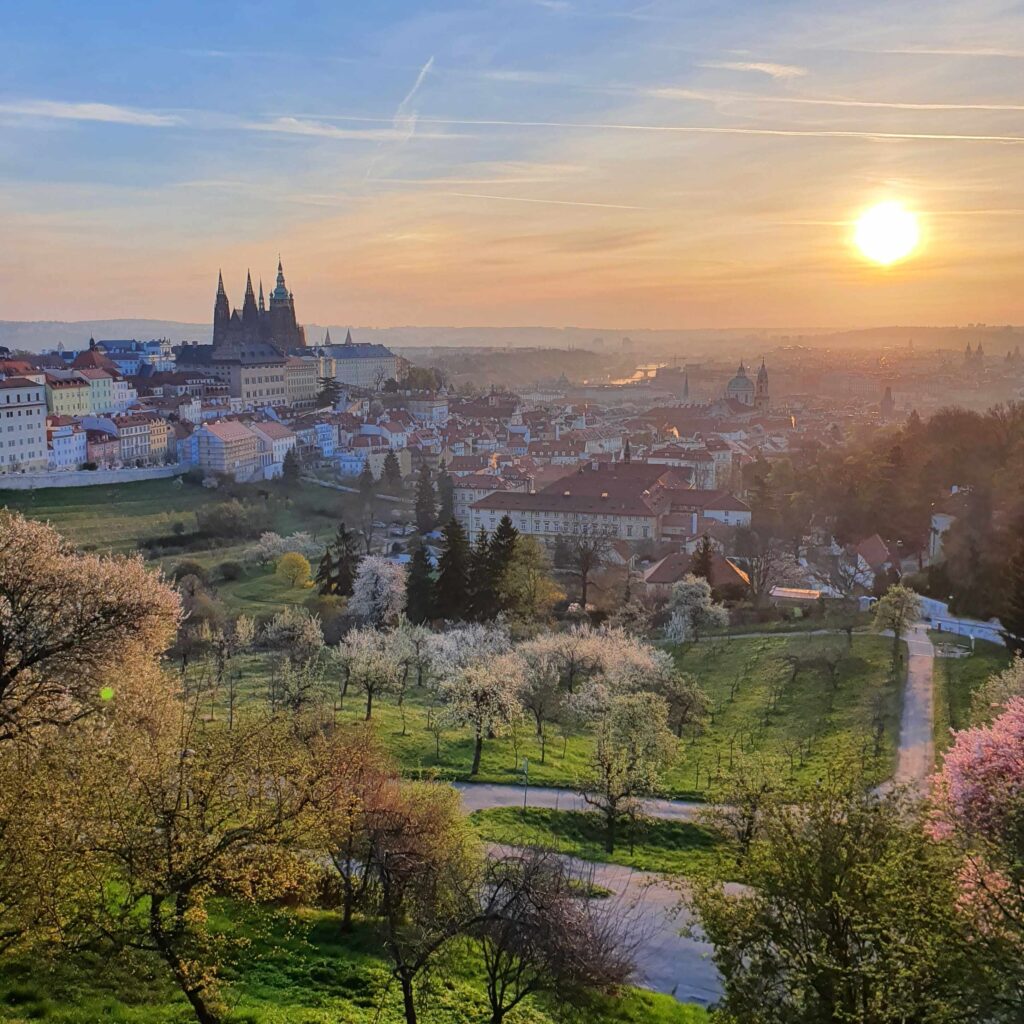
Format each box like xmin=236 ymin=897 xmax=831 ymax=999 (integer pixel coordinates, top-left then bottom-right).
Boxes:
xmin=853 ymin=201 xmax=921 ymax=266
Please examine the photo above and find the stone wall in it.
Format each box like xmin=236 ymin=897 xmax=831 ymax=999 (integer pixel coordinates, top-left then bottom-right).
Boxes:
xmin=0 ymin=466 xmax=185 ymax=491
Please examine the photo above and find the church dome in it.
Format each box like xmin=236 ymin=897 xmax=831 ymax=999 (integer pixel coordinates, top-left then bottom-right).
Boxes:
xmin=725 ymin=362 xmax=754 ymax=403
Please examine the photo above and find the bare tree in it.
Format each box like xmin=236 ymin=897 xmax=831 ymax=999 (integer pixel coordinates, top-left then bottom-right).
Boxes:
xmin=567 ymin=522 xmax=612 ymax=607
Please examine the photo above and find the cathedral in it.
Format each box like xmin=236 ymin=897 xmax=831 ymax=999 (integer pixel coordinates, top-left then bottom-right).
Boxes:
xmin=724 ymin=358 xmax=770 ymax=411
xmin=212 ymin=260 xmax=306 ymax=353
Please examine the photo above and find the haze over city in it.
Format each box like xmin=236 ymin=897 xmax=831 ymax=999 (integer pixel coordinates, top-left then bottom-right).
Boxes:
xmin=3 ymin=0 xmax=1024 ymax=328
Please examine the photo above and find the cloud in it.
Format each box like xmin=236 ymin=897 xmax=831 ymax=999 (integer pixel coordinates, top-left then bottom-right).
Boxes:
xmin=531 ymin=0 xmax=572 ymax=10
xmin=322 ymin=114 xmax=1024 ymax=145
xmin=246 ymin=116 xmax=456 ymax=142
xmin=443 ymin=192 xmax=647 ymax=210
xmin=647 ymin=86 xmax=1024 ymax=113
xmin=393 ymin=55 xmax=435 ymax=140
xmin=0 ymin=99 xmax=180 ymax=127
xmin=700 ymin=61 xmax=808 ymax=79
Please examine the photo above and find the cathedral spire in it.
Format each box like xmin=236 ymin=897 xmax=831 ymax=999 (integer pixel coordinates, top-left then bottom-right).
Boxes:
xmin=258 ymin=278 xmax=265 ymax=312
xmin=344 ymin=329 xmax=353 ymax=346
xmin=324 ymin=328 xmax=332 ymax=345
xmin=217 ymin=269 xmax=226 ymax=296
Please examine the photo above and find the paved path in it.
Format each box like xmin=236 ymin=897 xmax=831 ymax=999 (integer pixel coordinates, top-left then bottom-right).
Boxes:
xmin=894 ymin=624 xmax=936 ymax=795
xmin=454 ymin=781 xmax=703 ymax=822
xmin=488 ymin=842 xmax=724 ymax=1006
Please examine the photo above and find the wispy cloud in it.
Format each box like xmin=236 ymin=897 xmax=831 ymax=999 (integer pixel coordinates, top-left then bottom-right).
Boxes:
xmin=648 ymin=86 xmax=1024 ymax=113
xmin=700 ymin=61 xmax=808 ymax=79
xmin=443 ymin=192 xmax=646 ymax=210
xmin=867 ymin=46 xmax=1024 ymax=58
xmin=393 ymin=55 xmax=435 ymax=140
xmin=0 ymin=99 xmax=180 ymax=127
xmin=312 ymin=114 xmax=1024 ymax=145
xmin=246 ymin=116 xmax=456 ymax=142
xmin=531 ymin=0 xmax=572 ymax=11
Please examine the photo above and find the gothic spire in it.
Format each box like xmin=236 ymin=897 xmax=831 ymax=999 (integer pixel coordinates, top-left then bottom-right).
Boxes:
xmin=344 ymin=329 xmax=353 ymax=345
xmin=217 ymin=269 xmax=226 ymax=296
xmin=258 ymin=278 xmax=265 ymax=312
xmin=245 ymin=270 xmax=255 ymax=299
xmin=324 ymin=328 xmax=332 ymax=345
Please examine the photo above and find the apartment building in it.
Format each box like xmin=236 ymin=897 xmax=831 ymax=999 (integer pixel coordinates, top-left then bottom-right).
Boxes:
xmin=0 ymin=377 xmax=48 ymax=473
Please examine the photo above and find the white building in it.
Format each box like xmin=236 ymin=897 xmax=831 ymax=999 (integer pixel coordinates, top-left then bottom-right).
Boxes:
xmin=321 ymin=331 xmax=399 ymax=389
xmin=46 ymin=417 xmax=88 ymax=469
xmin=251 ymin=421 xmax=298 ymax=476
xmin=0 ymin=377 xmax=48 ymax=473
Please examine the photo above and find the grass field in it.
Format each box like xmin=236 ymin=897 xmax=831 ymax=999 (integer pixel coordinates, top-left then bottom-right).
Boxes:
xmin=470 ymin=807 xmax=724 ymax=876
xmin=930 ymin=635 xmax=1011 ymax=752
xmin=217 ymin=634 xmax=901 ymax=799
xmin=0 ymin=902 xmax=704 ymax=1024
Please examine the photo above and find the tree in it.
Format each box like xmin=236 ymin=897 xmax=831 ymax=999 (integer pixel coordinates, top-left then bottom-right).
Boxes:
xmin=468 ymin=528 xmax=496 ymax=620
xmin=0 ymin=512 xmax=180 ymax=741
xmin=349 ymin=556 xmax=407 ymax=627
xmin=517 ymin=635 xmax=564 ymax=751
xmin=358 ymin=460 xmax=376 ymax=504
xmin=665 ymin=574 xmax=729 ymax=642
xmin=405 ymin=539 xmax=435 ymax=625
xmin=735 ymin=529 xmax=798 ymax=608
xmin=497 ymin=535 xmax=563 ymax=623
xmin=489 ymin=515 xmax=519 ymax=587
xmin=568 ymin=524 xmax=610 ymax=607
xmin=931 ymin=697 xmax=1024 ymax=1014
xmin=580 ymin=691 xmax=677 ymax=852
xmin=383 ymin=449 xmax=402 ymax=487
xmin=276 ymin=551 xmax=311 ymax=588
xmin=873 ymin=583 xmax=921 ymax=668
xmin=690 ymin=775 xmax=979 ymax=1024
xmin=338 ymin=625 xmax=404 ymax=720
xmin=473 ymin=848 xmax=636 ymax=1024
xmin=281 ymin=446 xmax=301 ymax=483
xmin=364 ymin=782 xmax=480 ymax=1024
xmin=690 ymin=534 xmax=715 ymax=584
xmin=316 ymin=375 xmax=342 ymax=408
xmin=437 ymin=460 xmax=454 ymax=523
xmin=440 ymin=655 xmax=524 ymax=775
xmin=86 ymin=690 xmax=318 ymax=1024
xmin=414 ymin=463 xmax=437 ymax=534
xmin=657 ymin=671 xmax=710 ymax=738
xmin=316 ymin=520 xmax=361 ymax=596
xmin=1002 ymin=532 xmax=1024 ymax=654
xmin=436 ymin=518 xmax=471 ymax=621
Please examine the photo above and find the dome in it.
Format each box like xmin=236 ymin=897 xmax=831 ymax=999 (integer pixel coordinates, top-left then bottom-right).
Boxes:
xmin=725 ymin=361 xmax=755 ymax=406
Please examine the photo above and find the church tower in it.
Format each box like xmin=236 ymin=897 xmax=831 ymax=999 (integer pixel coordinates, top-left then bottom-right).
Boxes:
xmin=213 ymin=271 xmax=230 ymax=349
xmin=754 ymin=358 xmax=770 ymax=411
xmin=242 ymin=271 xmax=259 ymax=330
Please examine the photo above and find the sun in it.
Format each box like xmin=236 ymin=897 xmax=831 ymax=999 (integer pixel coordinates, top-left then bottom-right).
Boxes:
xmin=853 ymin=201 xmax=921 ymax=265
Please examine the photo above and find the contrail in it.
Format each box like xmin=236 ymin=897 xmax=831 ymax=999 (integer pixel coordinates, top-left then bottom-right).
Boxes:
xmin=443 ymin=191 xmax=646 ymax=210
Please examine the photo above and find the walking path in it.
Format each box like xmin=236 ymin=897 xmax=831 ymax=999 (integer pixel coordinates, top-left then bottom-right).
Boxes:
xmin=894 ymin=623 xmax=936 ymax=795
xmin=453 ymin=782 xmax=702 ymax=822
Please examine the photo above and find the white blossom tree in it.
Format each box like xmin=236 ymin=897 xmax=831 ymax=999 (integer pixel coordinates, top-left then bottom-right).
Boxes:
xmin=334 ymin=625 xmax=404 ymax=720
xmin=349 ymin=556 xmax=407 ymax=627
xmin=665 ymin=574 xmax=729 ymax=643
xmin=440 ymin=653 xmax=524 ymax=775
xmin=426 ymin=622 xmax=512 ymax=680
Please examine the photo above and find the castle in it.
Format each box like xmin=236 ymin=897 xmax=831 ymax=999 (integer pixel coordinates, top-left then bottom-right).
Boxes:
xmin=213 ymin=260 xmax=306 ymax=353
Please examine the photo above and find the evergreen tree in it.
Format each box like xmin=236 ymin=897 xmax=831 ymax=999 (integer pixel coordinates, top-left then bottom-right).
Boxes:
xmin=437 ymin=460 xmax=454 ymax=523
xmin=382 ymin=449 xmax=402 ymax=487
xmin=331 ymin=521 xmax=361 ymax=597
xmin=316 ymin=376 xmax=342 ymax=408
xmin=358 ymin=461 xmax=375 ymax=504
xmin=691 ymin=534 xmax=715 ymax=584
xmin=467 ymin=528 xmax=495 ymax=620
xmin=435 ymin=518 xmax=470 ymax=620
xmin=314 ymin=548 xmax=335 ymax=595
xmin=414 ymin=463 xmax=437 ymax=534
xmin=623 ymin=438 xmax=631 ymax=463
xmin=405 ymin=539 xmax=435 ymax=625
xmin=282 ymin=447 xmax=301 ymax=483
xmin=489 ymin=514 xmax=519 ymax=579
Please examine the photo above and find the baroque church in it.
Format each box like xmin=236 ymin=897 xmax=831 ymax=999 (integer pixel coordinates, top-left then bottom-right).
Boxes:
xmin=212 ymin=260 xmax=306 ymax=354
xmin=725 ymin=359 xmax=769 ymax=411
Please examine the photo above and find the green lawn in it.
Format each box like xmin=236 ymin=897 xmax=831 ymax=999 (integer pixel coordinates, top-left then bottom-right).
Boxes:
xmin=930 ymin=635 xmax=1011 ymax=752
xmin=0 ymin=903 xmax=705 ymax=1024
xmin=470 ymin=807 xmax=724 ymax=876
xmin=216 ymin=634 xmax=900 ymax=799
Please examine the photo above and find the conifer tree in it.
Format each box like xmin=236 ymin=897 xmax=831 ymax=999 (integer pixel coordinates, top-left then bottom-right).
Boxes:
xmin=467 ymin=528 xmax=495 ymax=620
xmin=358 ymin=461 xmax=375 ymax=504
xmin=435 ymin=518 xmax=470 ymax=620
xmin=405 ymin=539 xmax=435 ymax=625
xmin=315 ymin=548 xmax=335 ymax=595
xmin=691 ymin=534 xmax=715 ymax=584
xmin=331 ymin=521 xmax=361 ymax=597
xmin=1002 ymin=532 xmax=1024 ymax=655
xmin=282 ymin=447 xmax=301 ymax=483
xmin=414 ymin=463 xmax=437 ymax=534
xmin=382 ymin=450 xmax=402 ymax=487
xmin=437 ymin=460 xmax=454 ymax=523
xmin=490 ymin=515 xmax=519 ymax=576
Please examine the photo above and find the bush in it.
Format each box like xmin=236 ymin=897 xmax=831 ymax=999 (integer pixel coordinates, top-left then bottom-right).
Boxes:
xmin=171 ymin=520 xmax=187 ymax=536
xmin=182 ymin=467 xmax=205 ymax=485
xmin=171 ymin=559 xmax=209 ymax=584
xmin=277 ymin=551 xmax=312 ymax=589
xmin=82 ymin=461 xmax=98 ymax=471
xmin=217 ymin=560 xmax=244 ymax=581
xmin=195 ymin=499 xmax=270 ymax=540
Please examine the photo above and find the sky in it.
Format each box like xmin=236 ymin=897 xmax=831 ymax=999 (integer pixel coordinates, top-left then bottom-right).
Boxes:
xmin=1 ymin=0 xmax=1023 ymax=329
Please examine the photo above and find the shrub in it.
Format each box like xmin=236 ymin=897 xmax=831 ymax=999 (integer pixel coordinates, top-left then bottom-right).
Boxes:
xmin=277 ymin=551 xmax=312 ymax=589
xmin=217 ymin=560 xmax=244 ymax=581
xmin=171 ymin=559 xmax=208 ymax=584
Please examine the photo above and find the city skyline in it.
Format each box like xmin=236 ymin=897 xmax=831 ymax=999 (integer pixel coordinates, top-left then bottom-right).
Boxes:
xmin=3 ymin=0 xmax=1024 ymax=327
